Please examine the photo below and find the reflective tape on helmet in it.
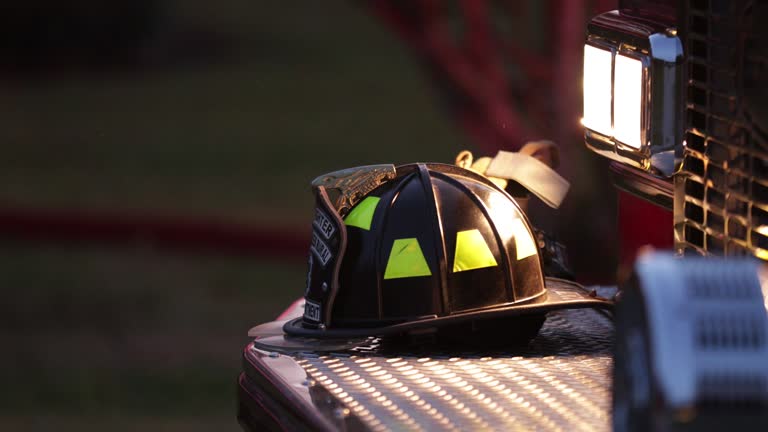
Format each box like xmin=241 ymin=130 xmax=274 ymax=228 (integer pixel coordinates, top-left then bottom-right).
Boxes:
xmin=344 ymin=196 xmax=380 ymax=231
xmin=453 ymin=229 xmax=498 ymax=272
xmin=511 ymin=218 xmax=538 ymax=260
xmin=384 ymin=238 xmax=432 ymax=279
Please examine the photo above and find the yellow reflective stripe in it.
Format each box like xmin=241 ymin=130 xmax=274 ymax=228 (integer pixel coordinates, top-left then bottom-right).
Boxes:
xmin=452 ymin=229 xmax=498 ymax=272
xmin=344 ymin=196 xmax=380 ymax=231
xmin=384 ymin=238 xmax=432 ymax=279
xmin=511 ymin=218 xmax=537 ymax=260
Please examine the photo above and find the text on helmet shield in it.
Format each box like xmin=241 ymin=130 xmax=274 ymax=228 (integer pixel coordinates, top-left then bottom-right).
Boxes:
xmin=311 ymin=232 xmax=332 ymax=266
xmin=304 ymin=299 xmax=322 ymax=322
xmin=313 ymin=208 xmax=336 ymax=239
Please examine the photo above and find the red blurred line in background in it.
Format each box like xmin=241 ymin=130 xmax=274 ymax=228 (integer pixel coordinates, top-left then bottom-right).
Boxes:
xmin=0 ymin=205 xmax=310 ymax=259
xmin=0 ymin=0 xmax=623 ymax=270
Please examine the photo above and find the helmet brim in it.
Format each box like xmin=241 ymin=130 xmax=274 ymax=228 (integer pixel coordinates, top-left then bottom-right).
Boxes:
xmin=278 ymin=278 xmax=612 ymax=340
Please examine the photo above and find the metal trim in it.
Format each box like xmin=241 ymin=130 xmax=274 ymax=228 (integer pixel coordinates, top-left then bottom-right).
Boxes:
xmin=584 ymin=10 xmax=685 ymax=178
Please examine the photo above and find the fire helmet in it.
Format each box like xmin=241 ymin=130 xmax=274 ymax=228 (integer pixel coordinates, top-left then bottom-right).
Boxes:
xmin=279 ymin=162 xmax=611 ymax=340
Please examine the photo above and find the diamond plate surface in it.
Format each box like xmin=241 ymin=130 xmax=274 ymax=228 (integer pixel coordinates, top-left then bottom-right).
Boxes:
xmin=296 ymin=308 xmax=613 ymax=431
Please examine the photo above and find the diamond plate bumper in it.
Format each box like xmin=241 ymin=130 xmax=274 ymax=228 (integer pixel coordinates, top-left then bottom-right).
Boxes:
xmin=239 ymin=304 xmax=614 ymax=431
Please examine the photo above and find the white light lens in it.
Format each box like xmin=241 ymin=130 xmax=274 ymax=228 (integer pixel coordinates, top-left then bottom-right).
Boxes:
xmin=614 ymin=54 xmax=643 ymax=148
xmin=583 ymin=44 xmax=613 ymax=136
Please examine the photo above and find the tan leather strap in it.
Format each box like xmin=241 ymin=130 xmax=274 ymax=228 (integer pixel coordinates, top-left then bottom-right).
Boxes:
xmin=454 ymin=140 xmax=569 ymax=209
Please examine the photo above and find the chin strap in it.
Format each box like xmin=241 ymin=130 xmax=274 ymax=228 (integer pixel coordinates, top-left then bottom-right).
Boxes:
xmin=455 ymin=140 xmax=570 ymax=209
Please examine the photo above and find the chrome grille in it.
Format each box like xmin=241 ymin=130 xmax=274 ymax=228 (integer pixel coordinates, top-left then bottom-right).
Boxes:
xmin=678 ymin=0 xmax=768 ymax=258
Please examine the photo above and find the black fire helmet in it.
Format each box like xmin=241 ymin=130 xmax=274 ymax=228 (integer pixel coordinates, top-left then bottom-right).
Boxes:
xmin=281 ymin=162 xmax=612 ymax=340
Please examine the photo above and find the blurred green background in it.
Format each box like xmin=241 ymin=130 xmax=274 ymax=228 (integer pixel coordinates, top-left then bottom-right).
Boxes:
xmin=0 ymin=1 xmax=615 ymax=430
xmin=0 ymin=1 xmax=469 ymax=430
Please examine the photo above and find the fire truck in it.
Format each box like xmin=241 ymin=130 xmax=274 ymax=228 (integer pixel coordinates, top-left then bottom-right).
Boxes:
xmin=238 ymin=1 xmax=768 ymax=431
xmin=584 ymin=0 xmax=768 ymax=267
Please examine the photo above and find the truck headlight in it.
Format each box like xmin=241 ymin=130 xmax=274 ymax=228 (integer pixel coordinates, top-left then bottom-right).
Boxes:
xmin=582 ymin=10 xmax=684 ymax=177
xmin=582 ymin=44 xmax=613 ymax=137
xmin=613 ymin=54 xmax=643 ymax=149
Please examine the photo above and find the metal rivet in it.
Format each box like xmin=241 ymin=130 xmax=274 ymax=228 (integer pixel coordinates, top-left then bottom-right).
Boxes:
xmin=319 ymin=324 xmax=327 ymax=330
xmin=321 ymin=282 xmax=328 ymax=291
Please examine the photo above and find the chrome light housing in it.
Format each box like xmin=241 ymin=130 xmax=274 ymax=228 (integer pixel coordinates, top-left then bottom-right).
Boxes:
xmin=583 ymin=10 xmax=685 ymax=177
